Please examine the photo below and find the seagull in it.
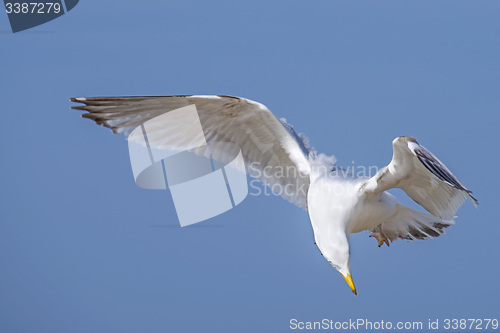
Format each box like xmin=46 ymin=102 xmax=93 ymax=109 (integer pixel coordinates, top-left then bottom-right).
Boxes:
xmin=71 ymin=95 xmax=478 ymax=295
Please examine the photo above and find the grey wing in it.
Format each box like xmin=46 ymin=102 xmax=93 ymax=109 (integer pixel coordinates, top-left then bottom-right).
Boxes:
xmin=71 ymin=95 xmax=312 ymax=208
xmin=414 ymin=147 xmax=477 ymax=202
xmin=361 ymin=136 xmax=477 ymax=220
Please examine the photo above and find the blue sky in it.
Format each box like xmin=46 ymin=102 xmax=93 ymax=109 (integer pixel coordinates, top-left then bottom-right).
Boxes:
xmin=1 ymin=1 xmax=499 ymax=332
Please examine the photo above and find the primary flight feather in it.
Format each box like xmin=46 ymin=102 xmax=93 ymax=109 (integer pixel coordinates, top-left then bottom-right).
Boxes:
xmin=71 ymin=95 xmax=477 ymax=295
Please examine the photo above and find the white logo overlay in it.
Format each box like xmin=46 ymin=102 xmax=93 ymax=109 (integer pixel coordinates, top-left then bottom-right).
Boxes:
xmin=127 ymin=105 xmax=248 ymax=227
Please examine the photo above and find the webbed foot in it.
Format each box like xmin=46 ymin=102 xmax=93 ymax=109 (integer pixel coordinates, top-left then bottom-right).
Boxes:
xmin=370 ymin=232 xmax=390 ymax=247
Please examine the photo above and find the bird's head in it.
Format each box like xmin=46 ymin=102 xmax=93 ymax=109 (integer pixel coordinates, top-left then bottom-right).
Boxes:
xmin=316 ymin=233 xmax=357 ymax=296
xmin=330 ymin=252 xmax=357 ymax=296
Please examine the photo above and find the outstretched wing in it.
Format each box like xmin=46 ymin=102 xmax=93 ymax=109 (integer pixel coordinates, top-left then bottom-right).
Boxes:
xmin=71 ymin=95 xmax=311 ymax=208
xmin=361 ymin=136 xmax=477 ymax=220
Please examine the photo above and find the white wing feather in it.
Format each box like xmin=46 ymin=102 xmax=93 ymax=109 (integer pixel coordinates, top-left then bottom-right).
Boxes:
xmin=71 ymin=95 xmax=312 ymax=208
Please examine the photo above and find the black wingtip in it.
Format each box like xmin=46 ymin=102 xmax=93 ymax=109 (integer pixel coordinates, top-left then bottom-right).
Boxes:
xmin=70 ymin=97 xmax=86 ymax=103
xmin=469 ymin=193 xmax=479 ymax=207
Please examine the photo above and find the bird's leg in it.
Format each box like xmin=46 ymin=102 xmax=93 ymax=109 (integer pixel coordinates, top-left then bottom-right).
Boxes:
xmin=370 ymin=227 xmax=390 ymax=247
xmin=370 ymin=232 xmax=390 ymax=247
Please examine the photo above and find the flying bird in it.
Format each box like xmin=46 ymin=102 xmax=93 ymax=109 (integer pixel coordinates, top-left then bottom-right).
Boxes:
xmin=71 ymin=95 xmax=477 ymax=295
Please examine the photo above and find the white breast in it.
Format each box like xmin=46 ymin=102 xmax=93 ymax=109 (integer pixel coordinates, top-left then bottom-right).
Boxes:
xmin=308 ymin=175 xmax=396 ymax=235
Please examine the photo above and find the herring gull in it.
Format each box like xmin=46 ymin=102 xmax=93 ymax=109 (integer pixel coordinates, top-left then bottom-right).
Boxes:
xmin=71 ymin=95 xmax=477 ymax=295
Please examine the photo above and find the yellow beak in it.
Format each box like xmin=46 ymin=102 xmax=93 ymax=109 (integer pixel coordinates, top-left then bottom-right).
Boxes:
xmin=342 ymin=273 xmax=357 ymax=296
